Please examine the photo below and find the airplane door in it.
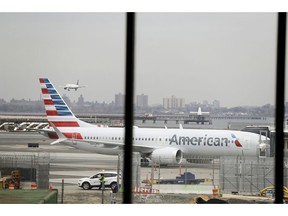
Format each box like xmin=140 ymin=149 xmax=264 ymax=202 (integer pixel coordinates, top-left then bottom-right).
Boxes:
xmin=243 ymin=138 xmax=250 ymax=150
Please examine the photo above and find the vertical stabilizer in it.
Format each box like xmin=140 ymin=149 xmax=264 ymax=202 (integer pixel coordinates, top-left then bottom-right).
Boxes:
xmin=39 ymin=78 xmax=93 ymax=128
xmin=197 ymin=107 xmax=202 ymax=115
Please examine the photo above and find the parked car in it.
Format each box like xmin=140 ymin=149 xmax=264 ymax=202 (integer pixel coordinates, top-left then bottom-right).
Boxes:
xmin=78 ymin=171 xmax=121 ymax=191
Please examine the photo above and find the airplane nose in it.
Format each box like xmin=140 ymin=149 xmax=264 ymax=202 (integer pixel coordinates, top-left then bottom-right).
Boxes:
xmin=259 ymin=134 xmax=270 ymax=143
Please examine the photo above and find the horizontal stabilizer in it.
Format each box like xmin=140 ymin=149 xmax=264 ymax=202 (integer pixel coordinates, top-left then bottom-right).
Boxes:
xmin=51 ymin=138 xmax=67 ymax=145
xmin=49 ymin=122 xmax=67 ymax=144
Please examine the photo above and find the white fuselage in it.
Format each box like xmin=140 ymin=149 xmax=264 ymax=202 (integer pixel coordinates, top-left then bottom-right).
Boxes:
xmin=57 ymin=126 xmax=262 ymax=157
xmin=64 ymin=84 xmax=79 ymax=90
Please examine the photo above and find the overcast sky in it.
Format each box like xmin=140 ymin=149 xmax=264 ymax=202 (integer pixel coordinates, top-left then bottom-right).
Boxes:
xmin=0 ymin=12 xmax=282 ymax=108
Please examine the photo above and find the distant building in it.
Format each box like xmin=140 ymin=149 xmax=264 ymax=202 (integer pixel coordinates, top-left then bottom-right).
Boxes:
xmin=202 ymin=100 xmax=209 ymax=107
xmin=136 ymin=94 xmax=148 ymax=108
xmin=163 ymin=95 xmax=185 ymax=109
xmin=62 ymin=94 xmax=71 ymax=107
xmin=212 ymin=100 xmax=220 ymax=108
xmin=178 ymin=98 xmax=185 ymax=108
xmin=77 ymin=94 xmax=84 ymax=106
xmin=0 ymin=99 xmax=6 ymax=104
xmin=115 ymin=93 xmax=125 ymax=107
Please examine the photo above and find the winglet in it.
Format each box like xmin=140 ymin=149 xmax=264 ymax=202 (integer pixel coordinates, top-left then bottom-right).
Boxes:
xmin=49 ymin=122 xmax=67 ymax=145
xmin=179 ymin=124 xmax=183 ymax=129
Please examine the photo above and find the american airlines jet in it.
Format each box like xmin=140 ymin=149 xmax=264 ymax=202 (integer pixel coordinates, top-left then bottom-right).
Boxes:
xmin=39 ymin=78 xmax=269 ymax=165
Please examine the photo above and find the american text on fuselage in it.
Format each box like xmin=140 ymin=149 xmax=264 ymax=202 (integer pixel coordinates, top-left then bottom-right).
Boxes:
xmin=169 ymin=134 xmax=230 ymax=147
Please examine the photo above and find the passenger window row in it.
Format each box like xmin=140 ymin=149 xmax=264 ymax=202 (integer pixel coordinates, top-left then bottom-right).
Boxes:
xmin=84 ymin=136 xmax=168 ymax=142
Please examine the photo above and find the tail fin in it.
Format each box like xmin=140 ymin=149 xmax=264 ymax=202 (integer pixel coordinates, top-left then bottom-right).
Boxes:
xmin=39 ymin=78 xmax=93 ymax=128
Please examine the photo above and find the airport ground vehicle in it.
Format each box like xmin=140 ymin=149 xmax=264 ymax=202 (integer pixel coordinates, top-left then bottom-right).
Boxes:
xmin=78 ymin=171 xmax=120 ymax=190
xmin=142 ymin=172 xmax=206 ymax=185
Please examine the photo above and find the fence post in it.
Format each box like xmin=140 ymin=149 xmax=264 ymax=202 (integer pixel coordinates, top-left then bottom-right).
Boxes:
xmin=61 ymin=179 xmax=64 ymax=204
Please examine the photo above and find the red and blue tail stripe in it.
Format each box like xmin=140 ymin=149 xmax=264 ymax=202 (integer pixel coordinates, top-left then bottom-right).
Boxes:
xmin=40 ymin=78 xmax=80 ymax=127
xmin=40 ymin=78 xmax=94 ymax=141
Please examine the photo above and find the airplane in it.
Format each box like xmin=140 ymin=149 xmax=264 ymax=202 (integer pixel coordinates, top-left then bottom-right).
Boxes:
xmin=62 ymin=80 xmax=86 ymax=91
xmin=188 ymin=107 xmax=210 ymax=116
xmin=39 ymin=78 xmax=270 ymax=166
xmin=188 ymin=107 xmax=211 ymax=124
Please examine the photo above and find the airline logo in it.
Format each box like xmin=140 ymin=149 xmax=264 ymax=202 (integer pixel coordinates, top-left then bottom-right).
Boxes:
xmin=231 ymin=133 xmax=242 ymax=147
xmin=39 ymin=78 xmax=80 ymax=128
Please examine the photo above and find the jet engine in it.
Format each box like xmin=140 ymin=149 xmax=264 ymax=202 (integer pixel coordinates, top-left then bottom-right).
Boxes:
xmin=150 ymin=147 xmax=183 ymax=165
xmin=140 ymin=157 xmax=152 ymax=167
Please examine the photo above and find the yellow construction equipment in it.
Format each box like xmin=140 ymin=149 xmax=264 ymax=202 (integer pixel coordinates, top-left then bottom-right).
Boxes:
xmin=1 ymin=170 xmax=21 ymax=189
xmin=259 ymin=185 xmax=288 ymax=201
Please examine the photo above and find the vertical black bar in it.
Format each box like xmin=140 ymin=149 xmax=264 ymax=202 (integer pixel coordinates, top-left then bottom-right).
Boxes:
xmin=275 ymin=12 xmax=286 ymax=204
xmin=123 ymin=12 xmax=135 ymax=204
xmin=61 ymin=179 xmax=64 ymax=204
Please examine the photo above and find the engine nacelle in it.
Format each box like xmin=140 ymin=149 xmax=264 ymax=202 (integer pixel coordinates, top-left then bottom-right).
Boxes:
xmin=140 ymin=158 xmax=152 ymax=167
xmin=150 ymin=147 xmax=183 ymax=165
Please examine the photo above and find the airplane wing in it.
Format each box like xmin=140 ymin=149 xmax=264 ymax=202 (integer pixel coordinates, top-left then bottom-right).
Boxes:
xmin=77 ymin=139 xmax=155 ymax=154
xmin=27 ymin=127 xmax=54 ymax=136
xmin=48 ymin=122 xmax=156 ymax=153
xmin=200 ymin=112 xmax=210 ymax=115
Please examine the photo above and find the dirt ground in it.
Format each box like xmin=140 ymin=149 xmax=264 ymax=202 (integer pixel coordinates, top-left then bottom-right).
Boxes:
xmin=58 ymin=187 xmax=195 ymax=204
xmin=57 ymin=185 xmax=273 ymax=204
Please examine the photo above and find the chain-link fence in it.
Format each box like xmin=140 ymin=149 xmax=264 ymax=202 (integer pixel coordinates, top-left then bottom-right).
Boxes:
xmin=3 ymin=151 xmax=286 ymax=203
xmin=219 ymin=156 xmax=288 ymax=195
xmin=0 ymin=152 xmax=50 ymax=189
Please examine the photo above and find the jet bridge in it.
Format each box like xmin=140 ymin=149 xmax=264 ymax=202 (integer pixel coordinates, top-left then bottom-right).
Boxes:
xmin=241 ymin=126 xmax=271 ymax=157
xmin=258 ymin=130 xmax=270 ymax=158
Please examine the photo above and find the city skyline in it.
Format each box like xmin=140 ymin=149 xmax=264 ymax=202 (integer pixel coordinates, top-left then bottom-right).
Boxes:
xmin=1 ymin=92 xmax=275 ymax=109
xmin=0 ymin=92 xmax=276 ymax=119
